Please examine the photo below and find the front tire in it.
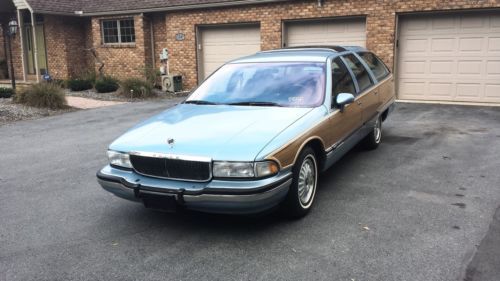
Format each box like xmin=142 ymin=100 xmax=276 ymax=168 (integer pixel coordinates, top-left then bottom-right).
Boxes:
xmin=282 ymin=147 xmax=318 ymax=218
xmin=363 ymin=115 xmax=382 ymax=150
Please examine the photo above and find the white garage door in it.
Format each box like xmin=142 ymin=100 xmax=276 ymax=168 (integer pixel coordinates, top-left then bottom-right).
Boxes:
xmin=284 ymin=18 xmax=366 ymax=47
xmin=397 ymin=13 xmax=500 ymax=103
xmin=199 ymin=25 xmax=260 ymax=80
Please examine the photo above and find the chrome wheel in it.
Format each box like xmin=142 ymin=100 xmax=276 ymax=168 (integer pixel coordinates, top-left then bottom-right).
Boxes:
xmin=297 ymin=155 xmax=317 ymax=208
xmin=374 ymin=118 xmax=382 ymax=144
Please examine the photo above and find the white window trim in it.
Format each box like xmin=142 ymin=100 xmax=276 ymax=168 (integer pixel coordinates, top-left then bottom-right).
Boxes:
xmin=101 ymin=18 xmax=135 ymax=45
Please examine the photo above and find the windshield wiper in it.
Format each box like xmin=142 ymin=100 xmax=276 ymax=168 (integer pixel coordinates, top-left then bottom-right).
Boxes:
xmin=227 ymin=101 xmax=282 ymax=107
xmin=184 ymin=100 xmax=219 ymax=105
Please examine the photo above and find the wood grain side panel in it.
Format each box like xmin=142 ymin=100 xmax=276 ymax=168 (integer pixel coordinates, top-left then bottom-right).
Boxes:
xmin=269 ymin=117 xmax=331 ymax=169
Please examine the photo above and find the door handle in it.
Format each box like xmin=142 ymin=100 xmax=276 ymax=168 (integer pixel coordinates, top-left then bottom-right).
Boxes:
xmin=357 ymin=101 xmax=363 ymax=105
xmin=374 ymin=91 xmax=379 ymax=95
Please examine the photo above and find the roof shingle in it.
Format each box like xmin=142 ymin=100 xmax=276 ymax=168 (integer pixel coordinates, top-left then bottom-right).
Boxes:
xmin=25 ymin=0 xmax=291 ymax=15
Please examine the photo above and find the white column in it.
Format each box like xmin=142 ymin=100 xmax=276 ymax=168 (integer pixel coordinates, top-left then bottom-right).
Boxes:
xmin=30 ymin=11 xmax=39 ymax=82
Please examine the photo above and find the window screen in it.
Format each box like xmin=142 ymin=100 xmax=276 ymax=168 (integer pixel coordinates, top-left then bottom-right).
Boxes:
xmin=358 ymin=52 xmax=390 ymax=81
xmin=102 ymin=19 xmax=135 ymax=44
xmin=342 ymin=54 xmax=374 ymax=93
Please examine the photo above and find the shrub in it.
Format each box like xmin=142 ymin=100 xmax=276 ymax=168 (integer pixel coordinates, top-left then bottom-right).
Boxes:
xmin=0 ymin=87 xmax=14 ymax=98
xmin=142 ymin=65 xmax=161 ymax=87
xmin=77 ymin=68 xmax=97 ymax=85
xmin=95 ymin=76 xmax=119 ymax=93
xmin=67 ymin=78 xmax=93 ymax=91
xmin=119 ymin=78 xmax=154 ymax=98
xmin=52 ymin=79 xmax=68 ymax=89
xmin=14 ymin=83 xmax=66 ymax=109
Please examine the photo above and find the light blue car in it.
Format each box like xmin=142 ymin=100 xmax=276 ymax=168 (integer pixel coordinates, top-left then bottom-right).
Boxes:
xmin=97 ymin=46 xmax=396 ymax=217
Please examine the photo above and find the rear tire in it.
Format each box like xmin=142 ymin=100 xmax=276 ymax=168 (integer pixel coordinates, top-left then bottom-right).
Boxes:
xmin=363 ymin=115 xmax=382 ymax=150
xmin=282 ymin=147 xmax=318 ymax=218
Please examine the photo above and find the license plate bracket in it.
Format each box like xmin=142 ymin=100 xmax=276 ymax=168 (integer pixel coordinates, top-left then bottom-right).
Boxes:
xmin=140 ymin=192 xmax=177 ymax=212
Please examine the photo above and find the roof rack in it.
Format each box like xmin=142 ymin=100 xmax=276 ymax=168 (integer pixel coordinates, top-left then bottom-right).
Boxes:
xmin=259 ymin=45 xmax=367 ymax=54
xmin=282 ymin=45 xmax=348 ymax=52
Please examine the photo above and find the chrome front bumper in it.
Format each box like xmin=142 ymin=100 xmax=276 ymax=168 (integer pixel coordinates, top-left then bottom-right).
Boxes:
xmin=97 ymin=165 xmax=292 ymax=214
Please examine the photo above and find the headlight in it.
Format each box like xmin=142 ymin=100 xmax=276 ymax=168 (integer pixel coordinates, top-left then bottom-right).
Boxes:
xmin=107 ymin=150 xmax=132 ymax=169
xmin=213 ymin=162 xmax=254 ymax=178
xmin=255 ymin=161 xmax=279 ymax=177
xmin=212 ymin=161 xmax=279 ymax=178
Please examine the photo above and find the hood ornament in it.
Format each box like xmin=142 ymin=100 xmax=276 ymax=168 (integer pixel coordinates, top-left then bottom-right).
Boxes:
xmin=167 ymin=138 xmax=175 ymax=148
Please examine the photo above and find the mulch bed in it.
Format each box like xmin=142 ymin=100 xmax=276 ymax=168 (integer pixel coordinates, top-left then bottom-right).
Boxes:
xmin=65 ymin=88 xmax=190 ymax=102
xmin=0 ymin=98 xmax=76 ymax=126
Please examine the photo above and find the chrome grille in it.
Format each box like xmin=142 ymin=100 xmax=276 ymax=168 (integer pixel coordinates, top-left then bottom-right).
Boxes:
xmin=129 ymin=155 xmax=211 ymax=181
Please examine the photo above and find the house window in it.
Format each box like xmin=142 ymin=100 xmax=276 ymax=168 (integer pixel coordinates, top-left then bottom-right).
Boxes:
xmin=101 ymin=19 xmax=135 ymax=44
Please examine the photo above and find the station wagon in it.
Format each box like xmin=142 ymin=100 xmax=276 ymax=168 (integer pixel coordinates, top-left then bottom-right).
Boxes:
xmin=97 ymin=46 xmax=395 ymax=217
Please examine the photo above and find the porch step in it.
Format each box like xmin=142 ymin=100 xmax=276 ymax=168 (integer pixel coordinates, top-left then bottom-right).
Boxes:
xmin=0 ymin=80 xmax=36 ymax=90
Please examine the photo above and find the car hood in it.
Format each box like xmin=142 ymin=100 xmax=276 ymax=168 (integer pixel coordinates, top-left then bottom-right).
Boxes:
xmin=109 ymin=104 xmax=313 ymax=161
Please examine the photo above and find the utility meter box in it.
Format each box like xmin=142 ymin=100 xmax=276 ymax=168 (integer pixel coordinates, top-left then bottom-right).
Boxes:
xmin=159 ymin=48 xmax=169 ymax=61
xmin=161 ymin=75 xmax=182 ymax=92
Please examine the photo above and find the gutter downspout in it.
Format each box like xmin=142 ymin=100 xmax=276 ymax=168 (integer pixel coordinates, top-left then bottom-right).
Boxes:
xmin=30 ymin=11 xmax=39 ymax=82
xmin=17 ymin=9 xmax=26 ymax=82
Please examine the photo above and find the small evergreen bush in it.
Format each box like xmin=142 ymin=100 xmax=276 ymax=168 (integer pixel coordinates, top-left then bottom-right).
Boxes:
xmin=95 ymin=76 xmax=119 ymax=93
xmin=0 ymin=87 xmax=14 ymax=98
xmin=119 ymin=78 xmax=154 ymax=98
xmin=67 ymin=78 xmax=93 ymax=91
xmin=14 ymin=83 xmax=66 ymax=109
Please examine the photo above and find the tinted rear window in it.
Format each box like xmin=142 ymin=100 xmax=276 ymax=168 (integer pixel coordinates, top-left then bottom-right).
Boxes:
xmin=342 ymin=54 xmax=374 ymax=93
xmin=358 ymin=52 xmax=390 ymax=81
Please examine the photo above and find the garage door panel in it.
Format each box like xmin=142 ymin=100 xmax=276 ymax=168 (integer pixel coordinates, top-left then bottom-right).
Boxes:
xmin=430 ymin=60 xmax=454 ymax=74
xmin=399 ymin=60 xmax=426 ymax=76
xmin=398 ymin=81 xmax=426 ymax=97
xmin=432 ymin=17 xmax=456 ymax=30
xmin=398 ymin=12 xmax=500 ymax=103
xmin=429 ymin=82 xmax=454 ymax=98
xmin=488 ymin=37 xmax=500 ymax=52
xmin=458 ymin=37 xmax=484 ymax=52
xmin=200 ymin=25 xmax=260 ymax=79
xmin=487 ymin=60 xmax=500 ymax=76
xmin=460 ymin=15 xmax=488 ymax=29
xmin=456 ymin=83 xmax=482 ymax=98
xmin=485 ymin=84 xmax=500 ymax=100
xmin=403 ymin=39 xmax=428 ymax=53
xmin=457 ymin=60 xmax=482 ymax=76
xmin=431 ymin=38 xmax=455 ymax=52
xmin=285 ymin=18 xmax=366 ymax=47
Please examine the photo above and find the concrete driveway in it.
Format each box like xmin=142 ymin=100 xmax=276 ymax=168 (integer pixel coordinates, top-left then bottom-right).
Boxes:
xmin=1 ymin=100 xmax=499 ymax=281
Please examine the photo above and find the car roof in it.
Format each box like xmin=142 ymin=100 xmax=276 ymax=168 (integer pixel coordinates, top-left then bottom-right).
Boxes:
xmin=230 ymin=45 xmax=367 ymax=63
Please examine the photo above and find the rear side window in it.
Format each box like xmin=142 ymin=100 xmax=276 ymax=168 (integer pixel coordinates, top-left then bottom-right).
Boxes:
xmin=358 ymin=52 xmax=390 ymax=81
xmin=332 ymin=58 xmax=356 ymax=100
xmin=342 ymin=54 xmax=374 ymax=93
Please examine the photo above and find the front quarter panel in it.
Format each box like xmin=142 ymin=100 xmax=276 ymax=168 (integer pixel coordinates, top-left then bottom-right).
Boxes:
xmin=256 ymin=106 xmax=330 ymax=169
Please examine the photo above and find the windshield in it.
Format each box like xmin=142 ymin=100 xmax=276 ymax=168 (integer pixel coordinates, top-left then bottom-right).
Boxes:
xmin=186 ymin=62 xmax=326 ymax=107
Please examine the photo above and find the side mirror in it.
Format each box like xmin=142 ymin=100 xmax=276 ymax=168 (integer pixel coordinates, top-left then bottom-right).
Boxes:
xmin=336 ymin=93 xmax=355 ymax=112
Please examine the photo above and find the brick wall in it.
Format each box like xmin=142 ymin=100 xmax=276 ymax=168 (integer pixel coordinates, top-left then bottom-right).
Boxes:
xmin=5 ymin=0 xmax=500 ymax=87
xmin=44 ymin=15 xmax=90 ymax=79
xmin=0 ymin=24 xmax=5 ymax=63
xmin=0 ymin=24 xmax=7 ymax=79
xmin=7 ymin=18 xmax=23 ymax=81
xmin=161 ymin=0 xmax=500 ymax=89
xmin=89 ymin=14 xmax=150 ymax=80
xmin=0 ymin=13 xmax=23 ymax=81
